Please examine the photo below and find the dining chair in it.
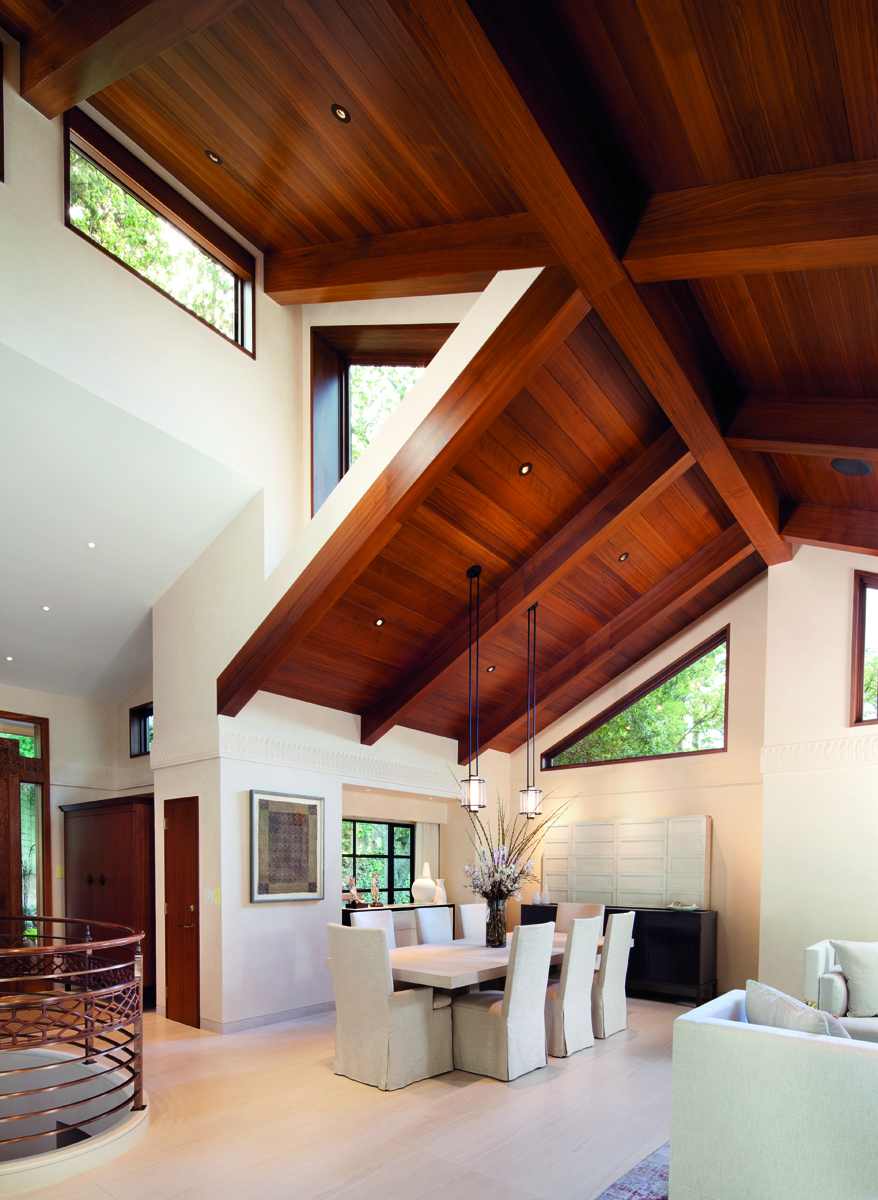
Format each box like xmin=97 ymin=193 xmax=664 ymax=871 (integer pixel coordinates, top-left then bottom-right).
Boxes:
xmin=545 ymin=915 xmax=602 ymax=1057
xmin=416 ymin=906 xmax=453 ymax=944
xmin=451 ymin=921 xmax=555 ymax=1080
xmin=326 ymin=923 xmax=452 ymax=1089
xmin=555 ymin=902 xmax=605 ymax=933
xmin=350 ymin=908 xmax=396 ymax=948
xmin=592 ymin=910 xmax=636 ymax=1039
xmin=459 ymin=902 xmax=487 ymax=939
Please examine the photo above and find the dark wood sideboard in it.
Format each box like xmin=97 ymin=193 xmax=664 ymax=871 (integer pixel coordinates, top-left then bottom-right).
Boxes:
xmin=60 ymin=794 xmax=156 ymax=1006
xmin=521 ymin=903 xmax=717 ymax=1004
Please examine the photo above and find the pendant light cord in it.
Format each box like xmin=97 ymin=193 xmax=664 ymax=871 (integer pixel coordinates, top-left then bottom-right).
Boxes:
xmin=466 ymin=565 xmax=482 ymax=780
xmin=527 ymin=602 xmax=538 ymax=789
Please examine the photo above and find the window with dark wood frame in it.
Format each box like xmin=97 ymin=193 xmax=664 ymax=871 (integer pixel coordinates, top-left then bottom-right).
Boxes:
xmin=542 ymin=627 xmax=730 ymax=770
xmin=0 ymin=709 xmax=50 ymax=916
xmin=341 ymin=819 xmax=415 ymax=905
xmin=310 ymin=324 xmax=456 ymax=513
xmin=130 ymin=702 xmax=154 ymax=758
xmin=64 ymin=108 xmax=255 ymax=355
xmin=851 ymin=571 xmax=878 ymax=726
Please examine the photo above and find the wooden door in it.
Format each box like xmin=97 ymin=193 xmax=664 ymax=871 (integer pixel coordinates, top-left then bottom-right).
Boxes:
xmin=164 ymin=797 xmax=199 ymax=1027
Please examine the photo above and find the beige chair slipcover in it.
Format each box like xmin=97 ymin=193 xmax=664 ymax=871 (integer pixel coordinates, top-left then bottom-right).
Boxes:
xmin=459 ymin=902 xmax=487 ymax=939
xmin=555 ymin=902 xmax=605 ymax=933
xmin=327 ymin=923 xmax=452 ymax=1090
xmin=451 ymin=921 xmax=555 ymax=1080
xmin=350 ymin=907 xmax=396 ymax=948
xmin=545 ymin=915 xmax=602 ymax=1057
xmin=592 ymin=910 xmax=635 ymax=1039
xmin=416 ymin=906 xmax=453 ymax=944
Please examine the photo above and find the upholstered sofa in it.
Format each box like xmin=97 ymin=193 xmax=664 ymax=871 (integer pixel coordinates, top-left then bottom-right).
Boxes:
xmin=804 ymin=940 xmax=878 ymax=1042
xmin=668 ymin=990 xmax=878 ymax=1199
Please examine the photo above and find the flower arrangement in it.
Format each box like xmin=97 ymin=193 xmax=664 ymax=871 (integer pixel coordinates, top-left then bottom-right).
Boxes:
xmin=462 ymin=796 xmax=573 ymax=946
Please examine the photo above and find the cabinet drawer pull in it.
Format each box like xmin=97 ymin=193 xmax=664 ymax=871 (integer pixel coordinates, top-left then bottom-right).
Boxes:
xmin=99 ymin=875 xmax=106 ymax=886
xmin=86 ymin=874 xmax=93 ymax=885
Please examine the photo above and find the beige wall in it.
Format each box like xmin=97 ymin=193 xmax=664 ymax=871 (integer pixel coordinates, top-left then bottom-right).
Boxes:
xmin=760 ymin=545 xmax=878 ymax=997
xmin=458 ymin=575 xmax=769 ymax=994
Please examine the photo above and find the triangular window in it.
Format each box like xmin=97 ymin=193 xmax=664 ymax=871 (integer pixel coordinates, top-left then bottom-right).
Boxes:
xmin=543 ymin=629 xmax=729 ymax=769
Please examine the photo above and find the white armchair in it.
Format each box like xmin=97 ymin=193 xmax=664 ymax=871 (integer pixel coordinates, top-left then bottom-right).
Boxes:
xmin=327 ymin=923 xmax=452 ymax=1090
xmin=804 ymin=939 xmax=878 ymax=1042
xmin=669 ymin=990 xmax=878 ymax=1199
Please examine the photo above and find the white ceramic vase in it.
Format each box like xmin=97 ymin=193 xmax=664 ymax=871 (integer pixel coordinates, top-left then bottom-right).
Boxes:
xmin=541 ymin=887 xmax=551 ymax=904
xmin=411 ymin=862 xmax=437 ymax=904
xmin=532 ymin=892 xmax=542 ymax=905
xmin=432 ymin=878 xmax=447 ymax=905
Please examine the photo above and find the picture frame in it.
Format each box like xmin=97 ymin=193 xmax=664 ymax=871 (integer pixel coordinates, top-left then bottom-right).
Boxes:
xmin=250 ymin=790 xmax=324 ymax=903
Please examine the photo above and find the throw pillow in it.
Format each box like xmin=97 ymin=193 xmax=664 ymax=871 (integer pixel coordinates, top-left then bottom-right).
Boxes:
xmin=830 ymin=941 xmax=878 ymax=1018
xmin=745 ymin=979 xmax=838 ymax=1036
xmin=823 ymin=1011 xmax=852 ymax=1039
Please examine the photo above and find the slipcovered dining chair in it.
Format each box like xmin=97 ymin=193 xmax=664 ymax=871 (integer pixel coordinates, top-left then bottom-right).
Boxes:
xmin=592 ymin=910 xmax=636 ymax=1039
xmin=451 ymin=921 xmax=555 ymax=1080
xmin=350 ymin=908 xmax=396 ymax=948
xmin=555 ymin=902 xmax=605 ymax=933
xmin=416 ymin=906 xmax=453 ymax=944
xmin=459 ymin=902 xmax=487 ymax=939
xmin=327 ymin=923 xmax=452 ymax=1090
xmin=545 ymin=915 xmax=602 ymax=1057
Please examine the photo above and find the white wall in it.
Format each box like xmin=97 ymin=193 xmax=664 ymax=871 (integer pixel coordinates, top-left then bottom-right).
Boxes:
xmin=450 ymin=576 xmax=768 ymax=993
xmin=759 ymin=545 xmax=878 ymax=996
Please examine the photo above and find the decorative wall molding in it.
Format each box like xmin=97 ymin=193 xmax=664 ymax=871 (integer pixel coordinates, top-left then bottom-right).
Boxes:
xmin=150 ymin=727 xmax=455 ymax=795
xmin=51 ymin=759 xmax=154 ymax=792
xmin=761 ymin=735 xmax=878 ymax=774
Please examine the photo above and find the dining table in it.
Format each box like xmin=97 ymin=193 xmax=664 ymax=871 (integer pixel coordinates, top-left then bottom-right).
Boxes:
xmin=326 ymin=932 xmax=614 ymax=992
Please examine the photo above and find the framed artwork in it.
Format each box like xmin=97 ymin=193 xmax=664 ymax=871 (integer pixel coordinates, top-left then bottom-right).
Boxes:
xmin=250 ymin=790 xmax=324 ymax=903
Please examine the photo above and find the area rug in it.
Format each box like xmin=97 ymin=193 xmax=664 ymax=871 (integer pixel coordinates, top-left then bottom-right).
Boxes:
xmin=594 ymin=1141 xmax=669 ymax=1199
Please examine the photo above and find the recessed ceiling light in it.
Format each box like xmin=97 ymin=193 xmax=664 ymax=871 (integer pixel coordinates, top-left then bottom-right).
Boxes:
xmin=373 ymin=617 xmax=386 ymax=627
xmin=486 ymin=665 xmax=496 ymax=672
xmin=518 ymin=462 xmax=533 ymax=476
xmin=618 ymin=551 xmax=630 ymax=562
xmin=330 ymin=103 xmax=351 ymax=123
xmin=5 ymin=657 xmax=11 ymax=662
xmin=204 ymin=149 xmax=222 ymax=164
xmin=831 ymin=457 xmax=873 ymax=476
xmin=42 ymin=606 xmax=50 ymax=611
xmin=86 ymin=541 xmax=96 ymax=549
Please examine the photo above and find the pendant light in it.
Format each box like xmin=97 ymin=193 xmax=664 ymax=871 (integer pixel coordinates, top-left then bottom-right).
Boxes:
xmin=519 ymin=602 xmax=543 ymax=819
xmin=461 ymin=565 xmax=487 ymax=811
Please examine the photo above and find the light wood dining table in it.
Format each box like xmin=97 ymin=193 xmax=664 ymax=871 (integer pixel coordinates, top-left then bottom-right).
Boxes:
xmin=326 ymin=932 xmax=611 ymax=991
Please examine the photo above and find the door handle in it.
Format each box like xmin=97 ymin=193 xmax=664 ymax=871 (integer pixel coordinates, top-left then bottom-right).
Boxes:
xmin=178 ymin=924 xmax=196 ymax=929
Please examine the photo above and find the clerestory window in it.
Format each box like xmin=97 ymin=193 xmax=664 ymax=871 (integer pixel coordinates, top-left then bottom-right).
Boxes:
xmin=65 ymin=109 xmax=254 ymax=353
xmin=543 ymin=628 xmax=729 ymax=769
xmin=851 ymin=571 xmax=878 ymax=725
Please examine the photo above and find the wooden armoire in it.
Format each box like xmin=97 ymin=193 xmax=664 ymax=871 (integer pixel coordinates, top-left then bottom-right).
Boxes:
xmin=60 ymin=794 xmax=155 ymax=1001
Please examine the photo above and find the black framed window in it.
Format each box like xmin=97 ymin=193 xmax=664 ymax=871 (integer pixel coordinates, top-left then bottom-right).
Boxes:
xmin=851 ymin=571 xmax=878 ymax=725
xmin=130 ymin=703 xmax=153 ymax=758
xmin=65 ymin=108 xmax=255 ymax=354
xmin=341 ymin=819 xmax=415 ymax=905
xmin=543 ymin=628 xmax=730 ymax=769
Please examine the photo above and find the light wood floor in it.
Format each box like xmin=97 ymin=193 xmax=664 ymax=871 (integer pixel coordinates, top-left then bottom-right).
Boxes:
xmin=25 ymin=997 xmax=679 ymax=1200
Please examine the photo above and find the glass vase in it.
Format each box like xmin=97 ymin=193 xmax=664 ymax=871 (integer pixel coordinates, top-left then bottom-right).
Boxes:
xmin=486 ymin=896 xmax=507 ymax=948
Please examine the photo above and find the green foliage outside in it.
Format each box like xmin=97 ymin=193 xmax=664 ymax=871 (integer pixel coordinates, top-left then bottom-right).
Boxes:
xmin=1 ymin=732 xmax=35 ymax=757
xmin=341 ymin=819 xmax=413 ymax=904
xmin=68 ymin=148 xmax=236 ymax=338
xmin=552 ymin=642 xmax=727 ymax=766
xmin=349 ymin=365 xmax=424 ymax=463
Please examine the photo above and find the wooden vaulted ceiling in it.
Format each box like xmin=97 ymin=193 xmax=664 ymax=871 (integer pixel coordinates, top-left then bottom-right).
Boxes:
xmin=6 ymin=0 xmax=878 ymax=759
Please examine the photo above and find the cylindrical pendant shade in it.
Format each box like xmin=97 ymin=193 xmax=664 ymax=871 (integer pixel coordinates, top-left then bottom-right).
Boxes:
xmin=519 ymin=785 xmax=543 ymax=819
xmin=461 ymin=776 xmax=487 ymax=811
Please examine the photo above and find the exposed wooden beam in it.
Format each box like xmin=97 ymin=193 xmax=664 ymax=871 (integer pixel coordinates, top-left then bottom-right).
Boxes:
xmin=387 ymin=0 xmax=791 ymax=568
xmin=624 ymin=160 xmax=878 ymax=282
xmin=21 ymin=0 xmax=248 ymax=120
xmin=264 ymin=214 xmax=559 ymax=305
xmin=463 ymin=524 xmax=754 ymax=762
xmin=217 ymin=267 xmax=590 ymax=717
xmin=782 ymin=504 xmax=878 ymax=556
xmin=726 ymin=396 xmax=878 ymax=460
xmin=360 ymin=428 xmax=694 ymax=745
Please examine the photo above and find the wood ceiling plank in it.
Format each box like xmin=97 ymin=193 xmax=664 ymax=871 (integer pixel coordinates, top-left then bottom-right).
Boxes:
xmin=265 ymin=214 xmax=555 ymax=304
xmin=829 ymin=0 xmax=878 ymax=161
xmin=782 ymin=502 xmax=878 ymax=555
xmin=624 ymin=159 xmax=878 ymax=282
xmin=20 ymin=0 xmax=249 ymax=119
xmin=386 ymin=0 xmax=791 ymax=568
xmin=466 ymin=523 xmax=755 ymax=760
xmin=360 ymin=429 xmax=693 ymax=745
xmin=311 ymin=324 xmax=455 ymax=365
xmin=217 ymin=266 xmax=589 ymax=716
xmin=727 ymin=396 xmax=878 ymax=458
